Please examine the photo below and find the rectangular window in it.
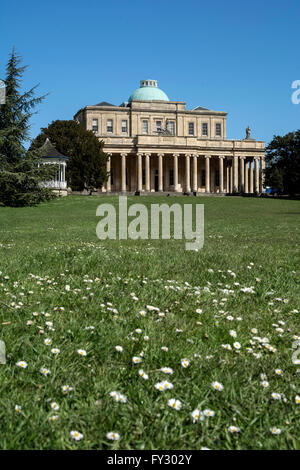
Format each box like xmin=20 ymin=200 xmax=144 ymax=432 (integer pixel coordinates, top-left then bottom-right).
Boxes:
xmin=216 ymin=123 xmax=221 ymax=137
xmin=107 ymin=119 xmax=113 ymax=133
xmin=92 ymin=118 xmax=98 ymax=132
xmin=201 ymin=170 xmax=206 ymax=187
xmin=188 ymin=122 xmax=194 ymax=135
xmin=169 ymin=168 xmax=174 ymax=186
xmin=168 ymin=121 xmax=175 ymax=135
xmin=216 ymin=170 xmax=220 ymax=187
xmin=202 ymin=122 xmax=208 ymax=136
xmin=142 ymin=120 xmax=148 ymax=134
xmin=156 ymin=120 xmax=162 ymax=132
xmin=122 ymin=120 xmax=127 ymax=133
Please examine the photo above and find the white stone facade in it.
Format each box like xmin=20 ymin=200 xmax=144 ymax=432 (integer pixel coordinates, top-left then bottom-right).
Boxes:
xmin=74 ymin=80 xmax=265 ymax=194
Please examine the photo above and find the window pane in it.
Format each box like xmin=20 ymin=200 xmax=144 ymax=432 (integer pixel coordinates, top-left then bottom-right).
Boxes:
xmin=216 ymin=123 xmax=221 ymax=136
xmin=169 ymin=121 xmax=175 ymax=134
xmin=107 ymin=119 xmax=113 ymax=133
xmin=188 ymin=122 xmax=194 ymax=135
xmin=142 ymin=120 xmax=148 ymax=134
xmin=122 ymin=120 xmax=127 ymax=132
xmin=92 ymin=119 xmax=98 ymax=132
xmin=202 ymin=123 xmax=208 ymax=136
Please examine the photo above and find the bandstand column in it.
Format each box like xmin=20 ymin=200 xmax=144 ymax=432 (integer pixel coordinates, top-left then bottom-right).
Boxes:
xmin=121 ymin=153 xmax=127 ymax=192
xmin=249 ymin=158 xmax=254 ymax=193
xmin=193 ymin=154 xmax=198 ymax=192
xmin=158 ymin=153 xmax=164 ymax=191
xmin=173 ymin=154 xmax=179 ymax=191
xmin=205 ymin=155 xmax=210 ymax=193
xmin=185 ymin=154 xmax=191 ymax=192
xmin=145 ymin=153 xmax=150 ymax=191
xmin=219 ymin=156 xmax=224 ymax=193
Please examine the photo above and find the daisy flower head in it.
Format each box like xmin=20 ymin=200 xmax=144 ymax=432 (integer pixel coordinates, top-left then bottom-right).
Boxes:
xmin=132 ymin=356 xmax=142 ymax=364
xmin=181 ymin=358 xmax=190 ymax=368
xmin=203 ymin=409 xmax=215 ymax=417
xmin=261 ymin=381 xmax=269 ymax=388
xmin=49 ymin=415 xmax=59 ymax=422
xmin=51 ymin=402 xmax=60 ymax=411
xmin=161 ymin=346 xmax=168 ymax=352
xmin=44 ymin=338 xmax=52 ymax=345
xmin=40 ymin=367 xmax=51 ymax=376
xmin=228 ymin=425 xmax=240 ymax=433
xmin=168 ymin=398 xmax=182 ymax=410
xmin=272 ymin=393 xmax=282 ymax=400
xmin=295 ymin=395 xmax=300 ymax=404
xmin=160 ymin=367 xmax=174 ymax=374
xmin=155 ymin=381 xmax=166 ymax=391
xmin=191 ymin=409 xmax=203 ymax=423
xmin=138 ymin=369 xmax=149 ymax=380
xmin=77 ymin=349 xmax=87 ymax=356
xmin=233 ymin=342 xmax=241 ymax=349
xmin=212 ymin=381 xmax=224 ymax=391
xmin=270 ymin=427 xmax=281 ymax=435
xmin=15 ymin=405 xmax=22 ymax=413
xmin=51 ymin=348 xmax=60 ymax=354
xmin=70 ymin=430 xmax=84 ymax=441
xmin=16 ymin=361 xmax=28 ymax=369
xmin=115 ymin=346 xmax=123 ymax=352
xmin=62 ymin=385 xmax=73 ymax=393
xmin=229 ymin=330 xmax=237 ymax=338
xmin=275 ymin=369 xmax=283 ymax=376
xmin=107 ymin=432 xmax=120 ymax=441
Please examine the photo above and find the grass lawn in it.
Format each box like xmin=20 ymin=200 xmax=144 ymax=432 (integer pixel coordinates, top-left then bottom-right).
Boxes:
xmin=0 ymin=195 xmax=299 ymax=450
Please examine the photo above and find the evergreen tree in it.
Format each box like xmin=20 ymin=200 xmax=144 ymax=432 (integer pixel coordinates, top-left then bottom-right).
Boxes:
xmin=31 ymin=120 xmax=108 ymax=192
xmin=0 ymin=48 xmax=55 ymax=206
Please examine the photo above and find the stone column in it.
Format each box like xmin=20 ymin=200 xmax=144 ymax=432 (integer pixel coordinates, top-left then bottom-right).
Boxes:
xmin=185 ymin=154 xmax=191 ymax=193
xmin=244 ymin=159 xmax=249 ymax=194
xmin=173 ymin=154 xmax=179 ymax=191
xmin=219 ymin=156 xmax=224 ymax=193
xmin=121 ymin=153 xmax=127 ymax=192
xmin=240 ymin=156 xmax=245 ymax=193
xmin=233 ymin=155 xmax=239 ymax=193
xmin=137 ymin=152 xmax=143 ymax=191
xmin=158 ymin=153 xmax=164 ymax=191
xmin=205 ymin=156 xmax=210 ymax=193
xmin=260 ymin=156 xmax=265 ymax=193
xmin=106 ymin=153 xmax=111 ymax=192
xmin=226 ymin=162 xmax=230 ymax=193
xmin=254 ymin=157 xmax=260 ymax=193
xmin=192 ymin=154 xmax=198 ymax=192
xmin=145 ymin=153 xmax=150 ymax=191
xmin=249 ymin=158 xmax=254 ymax=193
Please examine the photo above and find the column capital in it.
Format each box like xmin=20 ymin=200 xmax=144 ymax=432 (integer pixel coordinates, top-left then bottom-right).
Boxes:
xmin=136 ymin=152 xmax=143 ymax=157
xmin=144 ymin=152 xmax=151 ymax=157
xmin=205 ymin=155 xmax=211 ymax=159
xmin=239 ymin=155 xmax=246 ymax=160
xmin=106 ymin=152 xmax=112 ymax=157
xmin=121 ymin=152 xmax=128 ymax=157
xmin=185 ymin=153 xmax=191 ymax=158
xmin=173 ymin=153 xmax=179 ymax=157
xmin=219 ymin=155 xmax=225 ymax=159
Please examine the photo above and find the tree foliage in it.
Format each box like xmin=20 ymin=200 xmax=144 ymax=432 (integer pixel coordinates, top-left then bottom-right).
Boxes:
xmin=265 ymin=131 xmax=300 ymax=195
xmin=31 ymin=120 xmax=108 ymax=192
xmin=0 ymin=48 xmax=55 ymax=206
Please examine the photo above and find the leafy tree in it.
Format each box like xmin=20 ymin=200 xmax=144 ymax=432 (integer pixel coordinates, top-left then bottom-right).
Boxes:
xmin=0 ymin=48 xmax=55 ymax=206
xmin=31 ymin=120 xmax=108 ymax=192
xmin=265 ymin=131 xmax=300 ymax=195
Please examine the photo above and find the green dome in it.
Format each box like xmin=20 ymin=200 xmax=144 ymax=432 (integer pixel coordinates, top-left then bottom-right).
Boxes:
xmin=128 ymin=79 xmax=169 ymax=102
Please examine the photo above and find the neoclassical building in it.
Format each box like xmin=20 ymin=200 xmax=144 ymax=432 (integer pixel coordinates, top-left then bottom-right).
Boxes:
xmin=74 ymin=79 xmax=265 ymax=194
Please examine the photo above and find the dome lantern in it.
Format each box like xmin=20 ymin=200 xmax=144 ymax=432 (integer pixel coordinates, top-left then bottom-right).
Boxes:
xmin=128 ymin=79 xmax=169 ymax=102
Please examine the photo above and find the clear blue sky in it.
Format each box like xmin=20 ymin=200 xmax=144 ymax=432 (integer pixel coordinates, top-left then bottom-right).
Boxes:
xmin=1 ymin=0 xmax=299 ymax=145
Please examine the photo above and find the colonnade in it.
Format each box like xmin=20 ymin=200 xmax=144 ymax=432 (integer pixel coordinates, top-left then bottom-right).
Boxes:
xmin=105 ymin=152 xmax=265 ymax=194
